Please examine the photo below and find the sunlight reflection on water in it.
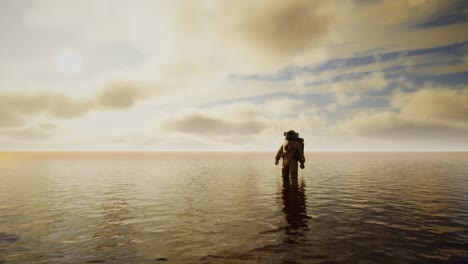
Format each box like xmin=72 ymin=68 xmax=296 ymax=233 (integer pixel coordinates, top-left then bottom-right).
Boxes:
xmin=0 ymin=152 xmax=467 ymax=263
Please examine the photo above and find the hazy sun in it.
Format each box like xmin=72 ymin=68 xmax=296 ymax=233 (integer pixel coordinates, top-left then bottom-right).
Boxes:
xmin=55 ymin=49 xmax=82 ymax=75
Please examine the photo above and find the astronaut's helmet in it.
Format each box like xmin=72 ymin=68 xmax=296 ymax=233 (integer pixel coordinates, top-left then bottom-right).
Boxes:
xmin=284 ymin=130 xmax=298 ymax=140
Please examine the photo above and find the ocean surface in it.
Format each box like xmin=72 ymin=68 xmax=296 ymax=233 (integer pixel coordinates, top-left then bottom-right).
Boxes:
xmin=0 ymin=152 xmax=467 ymax=264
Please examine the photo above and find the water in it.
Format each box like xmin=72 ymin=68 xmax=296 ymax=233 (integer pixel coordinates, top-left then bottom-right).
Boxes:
xmin=0 ymin=152 xmax=467 ymax=263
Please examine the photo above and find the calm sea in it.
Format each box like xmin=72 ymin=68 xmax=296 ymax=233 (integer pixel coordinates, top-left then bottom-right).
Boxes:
xmin=0 ymin=152 xmax=467 ymax=263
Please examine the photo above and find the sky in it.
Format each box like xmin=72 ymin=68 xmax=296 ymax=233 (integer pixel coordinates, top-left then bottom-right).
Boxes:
xmin=1 ymin=0 xmax=468 ymax=151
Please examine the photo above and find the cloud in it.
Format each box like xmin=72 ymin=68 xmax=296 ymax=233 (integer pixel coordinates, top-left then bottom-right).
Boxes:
xmin=408 ymin=50 xmax=468 ymax=75
xmin=0 ymin=92 xmax=91 ymax=128
xmin=46 ymin=94 xmax=95 ymax=119
xmin=96 ymin=81 xmax=149 ymax=109
xmin=0 ymin=105 xmax=24 ymax=128
xmin=418 ymin=63 xmax=468 ymax=75
xmin=298 ymin=72 xmax=389 ymax=109
xmin=294 ymin=71 xmax=390 ymax=96
xmin=160 ymin=99 xmax=326 ymax=150
xmin=22 ymin=0 xmax=336 ymax=71
xmin=342 ymin=87 xmax=468 ymax=147
xmin=164 ymin=113 xmax=266 ymax=136
xmin=358 ymin=0 xmax=450 ymax=27
xmin=464 ymin=45 xmax=468 ymax=64
xmin=332 ymin=0 xmax=468 ymax=57
xmin=220 ymin=0 xmax=336 ymax=63
xmin=0 ymin=81 xmax=152 ymax=129
xmin=343 ymin=111 xmax=467 ymax=139
xmin=392 ymin=87 xmax=468 ymax=124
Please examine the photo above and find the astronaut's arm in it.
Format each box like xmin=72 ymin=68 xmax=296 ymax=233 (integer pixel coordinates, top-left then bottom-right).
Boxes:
xmin=275 ymin=145 xmax=283 ymax=162
xmin=298 ymin=148 xmax=305 ymax=169
xmin=298 ymin=146 xmax=305 ymax=165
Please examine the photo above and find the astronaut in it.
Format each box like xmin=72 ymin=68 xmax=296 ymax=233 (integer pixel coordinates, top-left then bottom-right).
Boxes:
xmin=275 ymin=130 xmax=305 ymax=178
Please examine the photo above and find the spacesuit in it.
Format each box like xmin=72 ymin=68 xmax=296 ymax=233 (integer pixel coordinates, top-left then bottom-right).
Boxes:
xmin=275 ymin=130 xmax=305 ymax=178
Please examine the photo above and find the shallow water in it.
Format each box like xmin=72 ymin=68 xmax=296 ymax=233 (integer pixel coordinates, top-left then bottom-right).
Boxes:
xmin=0 ymin=152 xmax=467 ymax=263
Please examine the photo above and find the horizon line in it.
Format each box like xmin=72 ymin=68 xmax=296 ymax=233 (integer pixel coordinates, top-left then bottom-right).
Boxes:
xmin=1 ymin=150 xmax=467 ymax=153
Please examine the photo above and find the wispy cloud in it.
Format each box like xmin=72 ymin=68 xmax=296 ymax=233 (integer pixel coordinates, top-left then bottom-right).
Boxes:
xmin=0 ymin=81 xmax=153 ymax=129
xmin=342 ymin=87 xmax=468 ymax=149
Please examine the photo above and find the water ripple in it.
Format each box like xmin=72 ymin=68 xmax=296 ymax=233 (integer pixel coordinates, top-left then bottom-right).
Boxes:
xmin=0 ymin=152 xmax=467 ymax=263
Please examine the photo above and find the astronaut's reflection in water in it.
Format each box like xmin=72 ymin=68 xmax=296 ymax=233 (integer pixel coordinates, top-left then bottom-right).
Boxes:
xmin=281 ymin=177 xmax=310 ymax=244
